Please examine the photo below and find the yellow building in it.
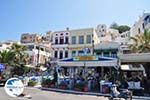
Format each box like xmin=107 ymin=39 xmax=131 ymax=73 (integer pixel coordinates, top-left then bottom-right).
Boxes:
xmin=69 ymin=28 xmax=99 ymax=57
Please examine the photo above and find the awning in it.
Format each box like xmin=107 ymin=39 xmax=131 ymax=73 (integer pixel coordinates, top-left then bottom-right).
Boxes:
xmin=121 ymin=64 xmax=145 ymax=71
xmin=57 ymin=56 xmax=118 ymax=67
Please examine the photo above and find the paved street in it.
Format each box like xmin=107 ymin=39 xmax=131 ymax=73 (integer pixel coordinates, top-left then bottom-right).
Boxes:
xmin=0 ymin=86 xmax=149 ymax=100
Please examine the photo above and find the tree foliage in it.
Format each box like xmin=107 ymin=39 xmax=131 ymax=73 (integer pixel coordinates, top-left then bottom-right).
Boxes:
xmin=0 ymin=50 xmax=15 ymax=64
xmin=110 ymin=22 xmax=130 ymax=33
xmin=0 ymin=43 xmax=30 ymax=76
xmin=129 ymin=29 xmax=150 ymax=53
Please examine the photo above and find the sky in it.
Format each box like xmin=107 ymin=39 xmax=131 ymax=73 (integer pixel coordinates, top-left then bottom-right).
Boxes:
xmin=0 ymin=0 xmax=150 ymax=41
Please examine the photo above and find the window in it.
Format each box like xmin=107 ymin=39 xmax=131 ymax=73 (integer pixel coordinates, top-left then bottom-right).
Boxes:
xmin=40 ymin=48 xmax=44 ymax=51
xmin=138 ymin=28 xmax=141 ymax=34
xmin=111 ymin=52 xmax=117 ymax=58
xmin=72 ymin=51 xmax=76 ymax=57
xmin=65 ymin=37 xmax=69 ymax=44
xmin=96 ymin=52 xmax=102 ymax=56
xmin=59 ymin=51 xmax=63 ymax=59
xmin=54 ymin=51 xmax=58 ymax=58
xmin=101 ymin=34 xmax=105 ymax=37
xmin=72 ymin=36 xmax=76 ymax=44
xmin=28 ymin=45 xmax=34 ymax=50
xmin=60 ymin=37 xmax=64 ymax=44
xmin=65 ymin=51 xmax=68 ymax=58
xmin=79 ymin=36 xmax=84 ymax=44
xmin=78 ymin=50 xmax=84 ymax=56
xmin=103 ymin=52 xmax=110 ymax=57
xmin=86 ymin=35 xmax=91 ymax=44
xmin=36 ymin=46 xmax=39 ymax=50
xmin=142 ymin=23 xmax=145 ymax=29
xmin=55 ymin=38 xmax=58 ymax=44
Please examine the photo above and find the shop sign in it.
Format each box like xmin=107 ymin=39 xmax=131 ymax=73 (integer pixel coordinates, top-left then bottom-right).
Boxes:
xmin=74 ymin=56 xmax=98 ymax=61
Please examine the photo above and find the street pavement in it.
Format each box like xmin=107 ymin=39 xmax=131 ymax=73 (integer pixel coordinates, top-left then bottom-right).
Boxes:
xmin=0 ymin=86 xmax=149 ymax=100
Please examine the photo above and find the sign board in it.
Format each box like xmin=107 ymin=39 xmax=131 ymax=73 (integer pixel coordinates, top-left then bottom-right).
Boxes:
xmin=74 ymin=56 xmax=98 ymax=61
xmin=4 ymin=78 xmax=24 ymax=97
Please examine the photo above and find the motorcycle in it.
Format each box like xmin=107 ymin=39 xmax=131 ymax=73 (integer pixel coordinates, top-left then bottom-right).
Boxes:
xmin=108 ymin=84 xmax=132 ymax=100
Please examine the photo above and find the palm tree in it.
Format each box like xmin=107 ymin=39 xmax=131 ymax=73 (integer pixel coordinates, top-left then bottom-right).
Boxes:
xmin=0 ymin=50 xmax=15 ymax=64
xmin=10 ymin=43 xmax=29 ymax=65
xmin=129 ymin=29 xmax=150 ymax=78
xmin=0 ymin=50 xmax=15 ymax=76
xmin=129 ymin=29 xmax=150 ymax=53
xmin=10 ymin=43 xmax=31 ymax=75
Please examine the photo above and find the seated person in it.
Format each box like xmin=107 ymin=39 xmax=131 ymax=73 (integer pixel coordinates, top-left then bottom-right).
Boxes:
xmin=119 ymin=80 xmax=129 ymax=89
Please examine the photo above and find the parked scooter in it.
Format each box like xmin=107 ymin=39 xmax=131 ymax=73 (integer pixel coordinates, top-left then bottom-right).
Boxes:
xmin=108 ymin=84 xmax=132 ymax=100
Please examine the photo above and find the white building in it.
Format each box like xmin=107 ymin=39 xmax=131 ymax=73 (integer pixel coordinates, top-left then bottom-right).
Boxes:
xmin=51 ymin=28 xmax=70 ymax=59
xmin=115 ymin=31 xmax=130 ymax=54
xmin=130 ymin=13 xmax=150 ymax=37
xmin=22 ymin=43 xmax=51 ymax=66
xmin=0 ymin=40 xmax=19 ymax=51
xmin=96 ymin=24 xmax=119 ymax=42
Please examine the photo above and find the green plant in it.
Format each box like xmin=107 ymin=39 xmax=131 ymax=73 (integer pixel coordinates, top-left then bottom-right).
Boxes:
xmin=28 ymin=80 xmax=37 ymax=86
xmin=42 ymin=78 xmax=53 ymax=87
xmin=74 ymin=82 xmax=85 ymax=91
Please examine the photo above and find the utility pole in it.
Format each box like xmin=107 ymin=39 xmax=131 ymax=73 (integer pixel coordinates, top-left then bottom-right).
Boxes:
xmin=92 ymin=34 xmax=94 ymax=55
xmin=37 ymin=45 xmax=40 ymax=66
xmin=92 ymin=40 xmax=94 ymax=55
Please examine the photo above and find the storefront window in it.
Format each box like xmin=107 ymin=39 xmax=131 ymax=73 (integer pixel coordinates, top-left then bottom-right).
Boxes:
xmin=111 ymin=52 xmax=117 ymax=58
xmin=103 ymin=52 xmax=110 ymax=57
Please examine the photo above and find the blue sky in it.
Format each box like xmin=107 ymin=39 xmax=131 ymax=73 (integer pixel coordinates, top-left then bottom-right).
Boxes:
xmin=0 ymin=0 xmax=150 ymax=41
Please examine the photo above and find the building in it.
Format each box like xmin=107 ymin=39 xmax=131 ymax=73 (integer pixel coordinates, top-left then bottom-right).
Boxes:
xmin=94 ymin=42 xmax=120 ymax=58
xmin=22 ymin=43 xmax=51 ymax=66
xmin=51 ymin=28 xmax=70 ymax=59
xmin=20 ymin=33 xmax=42 ymax=43
xmin=96 ymin=24 xmax=119 ymax=42
xmin=51 ymin=27 xmax=99 ymax=59
xmin=115 ymin=31 xmax=130 ymax=54
xmin=130 ymin=13 xmax=150 ymax=37
xmin=69 ymin=28 xmax=99 ymax=57
xmin=0 ymin=40 xmax=19 ymax=51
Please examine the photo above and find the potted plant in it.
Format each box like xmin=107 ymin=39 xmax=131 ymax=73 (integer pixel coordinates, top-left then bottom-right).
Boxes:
xmin=42 ymin=78 xmax=54 ymax=88
xmin=28 ymin=80 xmax=37 ymax=87
xmin=74 ymin=82 xmax=85 ymax=91
xmin=58 ymin=81 xmax=67 ymax=89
